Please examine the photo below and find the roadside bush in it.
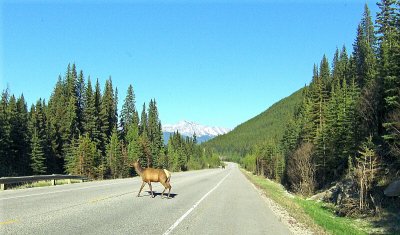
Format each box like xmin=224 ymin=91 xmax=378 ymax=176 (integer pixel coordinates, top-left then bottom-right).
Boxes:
xmin=287 ymin=142 xmax=316 ymax=196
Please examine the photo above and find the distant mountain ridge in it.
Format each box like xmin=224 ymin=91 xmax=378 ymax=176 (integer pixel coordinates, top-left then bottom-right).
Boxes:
xmin=162 ymin=120 xmax=231 ymax=144
xmin=203 ymin=88 xmax=305 ymax=157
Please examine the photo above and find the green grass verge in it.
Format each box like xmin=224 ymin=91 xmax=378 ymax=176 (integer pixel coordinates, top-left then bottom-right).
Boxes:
xmin=241 ymin=169 xmax=370 ymax=235
xmin=12 ymin=179 xmax=83 ymax=190
xmin=296 ymin=198 xmax=368 ymax=235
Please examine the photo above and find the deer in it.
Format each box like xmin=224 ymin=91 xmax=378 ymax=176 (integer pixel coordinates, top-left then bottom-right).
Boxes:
xmin=132 ymin=159 xmax=172 ymax=199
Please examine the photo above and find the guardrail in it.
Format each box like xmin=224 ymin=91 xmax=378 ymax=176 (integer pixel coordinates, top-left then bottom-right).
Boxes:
xmin=0 ymin=174 xmax=88 ymax=190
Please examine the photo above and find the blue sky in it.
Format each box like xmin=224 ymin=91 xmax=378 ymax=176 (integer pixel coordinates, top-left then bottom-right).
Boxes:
xmin=1 ymin=0 xmax=379 ymax=129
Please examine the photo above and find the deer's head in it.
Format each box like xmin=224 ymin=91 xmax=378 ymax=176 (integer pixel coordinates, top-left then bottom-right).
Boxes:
xmin=132 ymin=159 xmax=140 ymax=168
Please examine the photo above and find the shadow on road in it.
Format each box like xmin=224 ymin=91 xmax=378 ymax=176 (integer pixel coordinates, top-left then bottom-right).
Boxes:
xmin=142 ymin=191 xmax=178 ymax=199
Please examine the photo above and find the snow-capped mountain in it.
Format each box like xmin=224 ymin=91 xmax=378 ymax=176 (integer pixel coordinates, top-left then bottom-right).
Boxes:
xmin=162 ymin=120 xmax=231 ymax=144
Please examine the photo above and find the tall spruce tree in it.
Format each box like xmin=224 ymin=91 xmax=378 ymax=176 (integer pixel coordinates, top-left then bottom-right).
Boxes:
xmin=93 ymin=79 xmax=103 ymax=151
xmin=127 ymin=120 xmax=140 ymax=164
xmin=377 ymin=0 xmax=400 ymax=158
xmin=17 ymin=95 xmax=31 ymax=175
xmin=140 ymin=103 xmax=148 ymax=136
xmin=0 ymin=90 xmax=11 ymax=176
xmin=47 ymin=76 xmax=66 ymax=172
xmin=76 ymin=70 xmax=85 ymax=135
xmin=8 ymin=95 xmax=31 ymax=175
xmin=147 ymin=99 xmax=163 ymax=167
xmin=353 ymin=4 xmax=377 ymax=88
xmin=106 ymin=127 xmax=122 ymax=178
xmin=30 ymin=129 xmax=46 ymax=175
xmin=83 ymin=78 xmax=95 ymax=138
xmin=121 ymin=84 xmax=136 ymax=141
xmin=100 ymin=78 xmax=117 ymax=146
xmin=30 ymin=99 xmax=51 ymax=174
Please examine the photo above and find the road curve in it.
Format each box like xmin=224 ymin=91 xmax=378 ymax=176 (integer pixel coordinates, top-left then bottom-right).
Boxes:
xmin=0 ymin=163 xmax=291 ymax=235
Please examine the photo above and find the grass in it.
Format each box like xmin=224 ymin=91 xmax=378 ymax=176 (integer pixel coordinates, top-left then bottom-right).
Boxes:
xmin=241 ymin=169 xmax=371 ymax=235
xmin=296 ymin=198 xmax=368 ymax=235
xmin=10 ymin=179 xmax=83 ymax=190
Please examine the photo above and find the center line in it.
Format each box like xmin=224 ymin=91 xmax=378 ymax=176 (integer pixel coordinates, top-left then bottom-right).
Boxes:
xmin=0 ymin=220 xmax=18 ymax=226
xmin=163 ymin=171 xmax=231 ymax=235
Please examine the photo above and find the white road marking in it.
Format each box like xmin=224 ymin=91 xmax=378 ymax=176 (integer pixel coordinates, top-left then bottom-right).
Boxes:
xmin=0 ymin=181 xmax=133 ymax=201
xmin=163 ymin=171 xmax=231 ymax=235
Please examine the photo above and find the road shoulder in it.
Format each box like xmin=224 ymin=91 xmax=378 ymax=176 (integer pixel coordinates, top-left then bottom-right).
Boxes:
xmin=240 ymin=169 xmax=316 ymax=235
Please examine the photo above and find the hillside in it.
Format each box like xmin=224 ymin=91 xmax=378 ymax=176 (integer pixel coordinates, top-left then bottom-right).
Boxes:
xmin=203 ymin=88 xmax=305 ymax=157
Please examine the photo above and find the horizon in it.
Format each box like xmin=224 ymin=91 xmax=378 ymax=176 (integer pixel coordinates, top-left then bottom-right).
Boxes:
xmin=1 ymin=0 xmax=379 ymax=129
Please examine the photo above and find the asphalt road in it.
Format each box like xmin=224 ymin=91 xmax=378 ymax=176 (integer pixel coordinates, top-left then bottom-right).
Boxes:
xmin=0 ymin=163 xmax=292 ymax=235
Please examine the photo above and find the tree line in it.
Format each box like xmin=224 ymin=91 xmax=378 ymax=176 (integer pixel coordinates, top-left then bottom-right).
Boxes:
xmin=0 ymin=64 xmax=220 ymax=178
xmin=241 ymin=1 xmax=399 ymax=215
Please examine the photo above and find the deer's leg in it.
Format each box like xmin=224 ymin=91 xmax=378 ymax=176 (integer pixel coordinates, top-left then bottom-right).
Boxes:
xmin=138 ymin=181 xmax=146 ymax=197
xmin=148 ymin=182 xmax=154 ymax=198
xmin=160 ymin=181 xmax=168 ymax=199
xmin=161 ymin=188 xmax=166 ymax=198
xmin=167 ymin=182 xmax=172 ymax=199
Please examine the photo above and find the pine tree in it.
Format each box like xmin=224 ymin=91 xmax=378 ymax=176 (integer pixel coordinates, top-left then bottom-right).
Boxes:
xmin=106 ymin=127 xmax=122 ymax=178
xmin=64 ymin=137 xmax=77 ymax=175
xmin=324 ymin=79 xmax=340 ymax=171
xmin=65 ymin=134 xmax=99 ymax=178
xmin=353 ymin=4 xmax=377 ymax=88
xmin=377 ymin=0 xmax=400 ymax=157
xmin=16 ymin=95 xmax=31 ymax=175
xmin=127 ymin=121 xmax=140 ymax=163
xmin=147 ymin=99 xmax=163 ymax=167
xmin=140 ymin=102 xmax=147 ymax=136
xmin=8 ymin=95 xmax=31 ymax=175
xmin=29 ymin=99 xmax=52 ymax=174
xmin=320 ymin=55 xmax=331 ymax=82
xmin=332 ymin=46 xmax=349 ymax=83
xmin=100 ymin=78 xmax=117 ymax=146
xmin=76 ymin=70 xmax=85 ymax=135
xmin=114 ymin=87 xmax=119 ymax=131
xmin=120 ymin=142 xmax=130 ymax=178
xmin=8 ymin=95 xmax=18 ymax=174
xmin=63 ymin=95 xmax=79 ymax=161
xmin=274 ymin=152 xmax=285 ymax=182
xmin=0 ymin=90 xmax=11 ymax=176
xmin=83 ymin=78 xmax=95 ymax=137
xmin=47 ymin=76 xmax=66 ymax=172
xmin=138 ymin=134 xmax=151 ymax=168
xmin=121 ymin=84 xmax=136 ymax=141
xmin=300 ymin=96 xmax=316 ymax=142
xmin=93 ymin=79 xmax=103 ymax=151
xmin=30 ymin=129 xmax=46 ymax=174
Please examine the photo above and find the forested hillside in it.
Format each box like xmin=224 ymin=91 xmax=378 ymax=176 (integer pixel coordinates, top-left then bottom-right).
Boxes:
xmin=203 ymin=88 xmax=304 ymax=159
xmin=213 ymin=1 xmax=400 ymax=218
xmin=0 ymin=64 xmax=220 ymax=178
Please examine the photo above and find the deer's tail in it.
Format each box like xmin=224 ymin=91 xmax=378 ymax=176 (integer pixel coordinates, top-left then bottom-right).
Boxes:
xmin=163 ymin=169 xmax=171 ymax=182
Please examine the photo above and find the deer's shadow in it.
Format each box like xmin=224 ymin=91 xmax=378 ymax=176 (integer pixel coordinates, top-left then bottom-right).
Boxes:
xmin=142 ymin=191 xmax=178 ymax=199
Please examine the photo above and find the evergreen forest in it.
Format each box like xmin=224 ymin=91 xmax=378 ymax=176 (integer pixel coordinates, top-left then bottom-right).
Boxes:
xmin=0 ymin=64 xmax=220 ymax=179
xmin=208 ymin=1 xmax=400 ymax=216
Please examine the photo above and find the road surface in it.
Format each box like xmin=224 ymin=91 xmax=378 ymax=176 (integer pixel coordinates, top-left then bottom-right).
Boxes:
xmin=0 ymin=163 xmax=292 ymax=235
